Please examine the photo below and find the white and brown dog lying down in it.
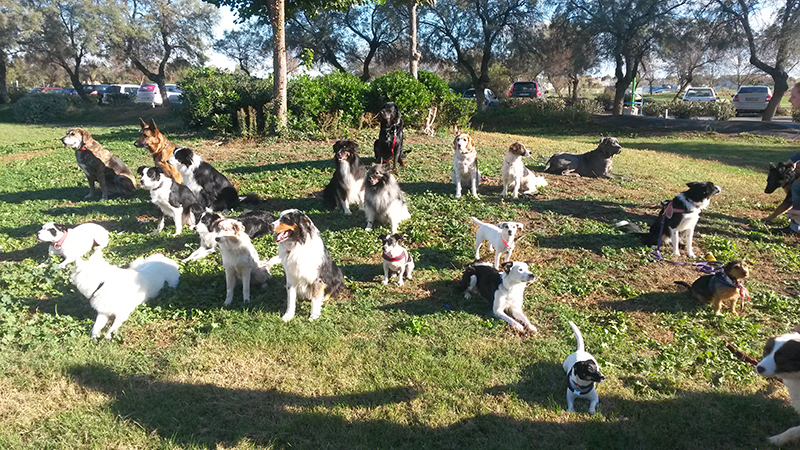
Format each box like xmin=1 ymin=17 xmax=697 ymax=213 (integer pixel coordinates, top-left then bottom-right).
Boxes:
xmin=544 ymin=136 xmax=624 ymax=178
xmin=757 ymin=329 xmax=800 ymax=445
xmin=61 ymin=127 xmax=136 ymax=200
xmin=452 ymin=133 xmax=480 ymax=198
xmin=214 ymin=218 xmax=272 ymax=306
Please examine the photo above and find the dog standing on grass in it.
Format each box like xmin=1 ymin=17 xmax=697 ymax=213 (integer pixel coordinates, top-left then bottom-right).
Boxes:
xmin=472 ymin=217 xmax=524 ymax=269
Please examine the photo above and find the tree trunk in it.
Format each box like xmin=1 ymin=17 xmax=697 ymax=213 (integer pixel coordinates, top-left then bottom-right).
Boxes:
xmin=571 ymin=76 xmax=579 ymax=104
xmin=0 ymin=49 xmax=9 ymax=104
xmin=408 ymin=2 xmax=420 ymax=79
xmin=270 ymin=0 xmax=288 ymax=132
xmin=764 ymin=72 xmax=788 ymax=121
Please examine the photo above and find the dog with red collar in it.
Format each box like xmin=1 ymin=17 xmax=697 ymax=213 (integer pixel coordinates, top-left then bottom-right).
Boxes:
xmin=472 ymin=217 xmax=524 ymax=269
xmin=61 ymin=127 xmax=136 ymax=200
xmin=36 ymin=222 xmax=109 ymax=268
xmin=379 ymin=234 xmax=414 ymax=286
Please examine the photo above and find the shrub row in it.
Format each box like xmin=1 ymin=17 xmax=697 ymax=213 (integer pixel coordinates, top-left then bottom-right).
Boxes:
xmin=14 ymin=94 xmax=70 ymax=124
xmin=643 ymin=100 xmax=736 ymax=121
xmin=472 ymin=97 xmax=601 ymax=130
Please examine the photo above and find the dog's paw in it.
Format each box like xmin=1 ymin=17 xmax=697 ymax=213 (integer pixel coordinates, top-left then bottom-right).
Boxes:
xmin=149 ymin=230 xmax=159 ymax=236
xmin=343 ymin=209 xmax=352 ymax=216
xmin=223 ymin=298 xmax=233 ymax=307
xmin=281 ymin=313 xmax=295 ymax=322
xmin=525 ymin=324 xmax=538 ymax=334
xmin=397 ymin=280 xmax=404 ymax=286
xmin=382 ymin=278 xmax=389 ymax=285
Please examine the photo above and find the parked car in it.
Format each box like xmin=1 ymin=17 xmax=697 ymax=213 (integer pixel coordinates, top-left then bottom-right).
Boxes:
xmin=82 ymin=84 xmax=112 ymax=96
xmin=57 ymin=88 xmax=79 ymax=95
xmin=682 ymin=87 xmax=717 ymax=102
xmin=101 ymin=84 xmax=140 ymax=105
xmin=462 ymin=88 xmax=499 ymax=107
xmin=165 ymin=84 xmax=183 ymax=104
xmin=28 ymin=87 xmax=64 ymax=94
xmin=508 ymin=81 xmax=542 ymax=98
xmin=731 ymin=85 xmax=772 ymax=115
xmin=136 ymin=83 xmax=181 ymax=106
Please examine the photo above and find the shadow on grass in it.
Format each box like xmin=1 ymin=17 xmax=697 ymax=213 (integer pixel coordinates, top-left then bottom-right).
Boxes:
xmin=533 ymin=198 xmax=647 ymax=223
xmin=625 ymin=139 xmax=790 ymax=172
xmin=68 ymin=362 xmax=796 ymax=449
xmin=535 ymin=232 xmax=640 ymax=254
xmin=600 ymin=291 xmax=704 ymax=314
xmin=379 ymin=278 xmax=487 ymax=319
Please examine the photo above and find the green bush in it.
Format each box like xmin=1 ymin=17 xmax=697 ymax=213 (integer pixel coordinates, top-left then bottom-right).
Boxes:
xmin=287 ymin=74 xmax=327 ymax=132
xmin=13 ymin=94 xmax=68 ymax=123
xmin=317 ymin=71 xmax=366 ymax=127
xmin=661 ymin=100 xmax=735 ymax=120
xmin=103 ymin=93 xmax=135 ymax=107
xmin=705 ymin=100 xmax=736 ymax=121
xmin=473 ymin=97 xmax=594 ymax=130
xmin=440 ymin=97 xmax=476 ymax=130
xmin=643 ymin=100 xmax=668 ymax=118
xmin=418 ymin=70 xmax=451 ymax=105
xmin=366 ymin=70 xmax=433 ymax=125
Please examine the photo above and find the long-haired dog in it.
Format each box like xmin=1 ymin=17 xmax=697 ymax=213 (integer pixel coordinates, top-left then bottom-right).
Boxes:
xmin=61 ymin=127 xmax=136 ymax=200
xmin=133 ymin=118 xmax=183 ymax=184
xmin=182 ymin=208 xmax=274 ymax=262
xmin=616 ymin=181 xmax=722 ymax=258
xmin=472 ymin=217 xmax=524 ymax=269
xmin=322 ymin=140 xmax=365 ymax=215
xmin=36 ymin=222 xmax=109 ymax=269
xmin=363 ymin=163 xmax=411 ymax=233
xmin=544 ymin=136 xmax=623 ymax=178
xmin=380 ymin=233 xmax=414 ymax=286
xmin=764 ymin=161 xmax=798 ymax=223
xmin=502 ymin=142 xmax=547 ymax=198
xmin=169 ymin=147 xmax=255 ymax=211
xmin=268 ymin=209 xmax=345 ymax=322
xmin=373 ymin=102 xmax=406 ymax=170
xmin=459 ymin=261 xmax=537 ymax=332
xmin=138 ymin=166 xmax=199 ymax=235
xmin=71 ymin=252 xmax=179 ymax=339
xmin=563 ymin=321 xmax=605 ymax=414
xmin=214 ymin=218 xmax=272 ymax=306
xmin=675 ymin=260 xmax=750 ymax=314
xmin=452 ymin=133 xmax=480 ymax=197
xmin=757 ymin=331 xmax=800 ymax=445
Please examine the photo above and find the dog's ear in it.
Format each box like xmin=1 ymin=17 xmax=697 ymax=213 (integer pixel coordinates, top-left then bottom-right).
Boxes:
xmin=139 ymin=117 xmax=147 ymax=129
xmin=769 ymin=162 xmax=776 ymax=169
xmin=517 ymin=223 xmax=524 ymax=231
xmin=393 ymin=233 xmax=403 ymax=242
xmin=378 ymin=234 xmax=387 ymax=241
xmin=54 ymin=223 xmax=68 ymax=232
xmin=136 ymin=166 xmax=146 ymax=176
xmin=232 ymin=221 xmax=245 ymax=234
xmin=150 ymin=119 xmax=159 ymax=133
xmin=498 ymin=222 xmax=508 ymax=230
xmin=500 ymin=261 xmax=514 ymax=273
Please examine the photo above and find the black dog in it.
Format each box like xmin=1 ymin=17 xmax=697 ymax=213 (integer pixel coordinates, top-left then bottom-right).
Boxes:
xmin=373 ymin=102 xmax=406 ymax=170
xmin=322 ymin=140 xmax=366 ymax=215
xmin=764 ymin=161 xmax=798 ymax=223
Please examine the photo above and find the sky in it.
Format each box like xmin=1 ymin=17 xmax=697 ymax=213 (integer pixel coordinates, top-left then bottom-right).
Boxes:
xmin=207 ymin=6 xmax=239 ymax=71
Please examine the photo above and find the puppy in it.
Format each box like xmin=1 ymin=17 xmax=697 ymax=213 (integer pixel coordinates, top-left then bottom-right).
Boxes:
xmin=373 ymin=102 xmax=406 ymax=170
xmin=61 ymin=127 xmax=136 ymax=200
xmin=267 ymin=209 xmax=345 ymax=322
xmin=451 ymin=133 xmax=480 ymax=197
xmin=459 ymin=261 xmax=537 ymax=332
xmin=214 ymin=218 xmax=272 ymax=306
xmin=675 ymin=260 xmax=750 ymax=314
xmin=501 ymin=142 xmax=547 ymax=198
xmin=183 ymin=208 xmax=274 ymax=262
xmin=363 ymin=163 xmax=411 ymax=233
xmin=763 ymin=161 xmax=799 ymax=223
xmin=757 ymin=332 xmax=800 ymax=445
xmin=544 ymin=136 xmax=623 ymax=178
xmin=133 ymin=118 xmax=183 ymax=184
xmin=138 ymin=166 xmax=199 ymax=235
xmin=71 ymin=252 xmax=179 ymax=339
xmin=322 ymin=140 xmax=366 ymax=215
xmin=169 ymin=147 xmax=251 ymax=211
xmin=380 ymin=234 xmax=414 ymax=286
xmin=472 ymin=217 xmax=524 ymax=269
xmin=36 ymin=222 xmax=109 ymax=269
xmin=563 ymin=321 xmax=605 ymax=414
xmin=616 ymin=181 xmax=722 ymax=258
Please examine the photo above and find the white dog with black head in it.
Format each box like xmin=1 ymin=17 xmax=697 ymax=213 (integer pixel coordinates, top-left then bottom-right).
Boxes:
xmin=563 ymin=321 xmax=605 ymax=414
xmin=36 ymin=222 xmax=109 ymax=269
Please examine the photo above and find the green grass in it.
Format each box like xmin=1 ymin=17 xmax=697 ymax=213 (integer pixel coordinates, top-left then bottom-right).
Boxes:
xmin=2 ymin=108 xmax=800 ymax=449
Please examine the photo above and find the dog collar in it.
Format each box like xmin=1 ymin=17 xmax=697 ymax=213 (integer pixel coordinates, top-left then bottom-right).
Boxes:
xmin=718 ymin=272 xmax=751 ymax=310
xmin=663 ymin=201 xmax=686 ymax=220
xmin=567 ymin=368 xmax=595 ymax=396
xmin=501 ymin=236 xmax=513 ymax=248
xmin=79 ymin=145 xmax=90 ymax=151
xmin=53 ymin=231 xmax=68 ymax=248
xmin=152 ymin=141 xmax=168 ymax=156
xmin=383 ymin=250 xmax=407 ymax=263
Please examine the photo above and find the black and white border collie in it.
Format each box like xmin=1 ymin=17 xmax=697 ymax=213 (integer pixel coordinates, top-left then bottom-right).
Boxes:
xmin=322 ymin=140 xmax=366 ymax=215
xmin=616 ymin=181 xmax=721 ymax=258
xmin=757 ymin=331 xmax=800 ymax=445
xmin=363 ymin=163 xmax=410 ymax=233
xmin=138 ymin=166 xmax=199 ymax=236
xmin=459 ymin=261 xmax=537 ymax=333
xmin=182 ymin=208 xmax=274 ymax=262
xmin=267 ymin=209 xmax=345 ymax=322
xmin=168 ymin=147 xmax=244 ymax=211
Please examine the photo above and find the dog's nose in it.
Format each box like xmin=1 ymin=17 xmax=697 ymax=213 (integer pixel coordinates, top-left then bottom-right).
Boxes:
xmin=215 ymin=237 xmax=222 ymax=242
xmin=756 ymin=365 xmax=765 ymax=374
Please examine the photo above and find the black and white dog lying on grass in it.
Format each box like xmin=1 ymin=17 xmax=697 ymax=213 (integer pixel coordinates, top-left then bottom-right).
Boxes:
xmin=459 ymin=261 xmax=537 ymax=333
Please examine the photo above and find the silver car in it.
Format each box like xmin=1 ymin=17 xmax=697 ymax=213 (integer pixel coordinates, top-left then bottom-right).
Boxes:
xmin=732 ymin=85 xmax=772 ymax=114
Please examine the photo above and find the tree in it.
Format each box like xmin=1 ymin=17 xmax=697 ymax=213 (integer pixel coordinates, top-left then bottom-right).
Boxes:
xmin=566 ymin=0 xmax=690 ymax=115
xmin=536 ymin=14 xmax=597 ymax=102
xmin=286 ymin=10 xmax=348 ymax=73
xmin=715 ymin=0 xmax=800 ymax=121
xmin=422 ymin=0 xmax=537 ymax=110
xmin=214 ymin=19 xmax=271 ymax=75
xmin=660 ymin=17 xmax=730 ymax=101
xmin=110 ymin=0 xmax=219 ymax=106
xmin=342 ymin=3 xmax=403 ymax=81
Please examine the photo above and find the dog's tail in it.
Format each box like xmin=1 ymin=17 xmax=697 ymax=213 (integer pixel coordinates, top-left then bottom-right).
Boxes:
xmin=239 ymin=192 xmax=261 ymax=204
xmin=471 ymin=216 xmax=485 ymax=227
xmin=614 ymin=220 xmax=646 ymax=234
xmin=674 ymin=281 xmax=692 ymax=290
xmin=569 ymin=321 xmax=585 ymax=353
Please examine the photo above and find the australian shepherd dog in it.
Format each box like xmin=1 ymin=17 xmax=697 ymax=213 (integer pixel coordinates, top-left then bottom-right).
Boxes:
xmin=214 ymin=218 xmax=272 ymax=306
xmin=363 ymin=163 xmax=411 ymax=233
xmin=268 ymin=209 xmax=345 ymax=322
xmin=322 ymin=140 xmax=365 ymax=215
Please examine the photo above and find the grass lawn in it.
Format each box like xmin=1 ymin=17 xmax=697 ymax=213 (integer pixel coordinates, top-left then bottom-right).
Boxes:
xmin=2 ymin=105 xmax=800 ymax=449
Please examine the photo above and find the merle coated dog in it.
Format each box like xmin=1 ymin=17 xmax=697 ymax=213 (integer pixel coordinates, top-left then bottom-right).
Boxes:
xmin=373 ymin=102 xmax=406 ymax=170
xmin=322 ymin=140 xmax=366 ymax=215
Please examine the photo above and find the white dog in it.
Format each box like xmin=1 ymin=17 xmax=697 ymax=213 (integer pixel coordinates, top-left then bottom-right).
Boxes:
xmin=380 ymin=233 xmax=414 ymax=286
xmin=214 ymin=218 xmax=271 ymax=306
xmin=459 ymin=261 xmax=537 ymax=332
xmin=36 ymin=222 xmax=109 ymax=268
xmin=71 ymin=252 xmax=179 ymax=339
xmin=472 ymin=217 xmax=524 ymax=269
xmin=452 ymin=133 xmax=480 ymax=197
xmin=563 ymin=321 xmax=605 ymax=414
xmin=757 ymin=331 xmax=800 ymax=445
xmin=501 ymin=142 xmax=547 ymax=198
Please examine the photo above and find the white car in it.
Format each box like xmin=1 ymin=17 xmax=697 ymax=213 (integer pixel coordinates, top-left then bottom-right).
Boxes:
xmin=732 ymin=85 xmax=772 ymax=114
xmin=462 ymin=88 xmax=499 ymax=107
xmin=136 ymin=83 xmax=181 ymax=107
xmin=682 ymin=87 xmax=718 ymax=102
xmin=101 ymin=84 xmax=140 ymax=105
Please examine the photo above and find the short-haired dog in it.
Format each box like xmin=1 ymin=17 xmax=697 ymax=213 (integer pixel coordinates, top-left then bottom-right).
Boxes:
xmin=563 ymin=321 xmax=605 ymax=414
xmin=757 ymin=331 xmax=800 ymax=445
xmin=459 ymin=261 xmax=537 ymax=332
xmin=472 ymin=217 xmax=524 ymax=269
xmin=379 ymin=234 xmax=414 ymax=286
xmin=61 ymin=127 xmax=136 ymax=200
xmin=675 ymin=260 xmax=750 ymax=314
xmin=544 ymin=136 xmax=623 ymax=178
xmin=501 ymin=142 xmax=547 ymax=198
xmin=214 ymin=218 xmax=272 ymax=306
xmin=452 ymin=133 xmax=480 ymax=197
xmin=36 ymin=222 xmax=109 ymax=268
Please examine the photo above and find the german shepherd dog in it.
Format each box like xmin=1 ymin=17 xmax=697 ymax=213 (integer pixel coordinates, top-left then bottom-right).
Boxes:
xmin=133 ymin=118 xmax=183 ymax=184
xmin=764 ymin=161 xmax=798 ymax=223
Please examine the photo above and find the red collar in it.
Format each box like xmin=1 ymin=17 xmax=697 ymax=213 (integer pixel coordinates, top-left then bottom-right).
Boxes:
xmin=383 ymin=250 xmax=406 ymax=263
xmin=501 ymin=236 xmax=513 ymax=247
xmin=79 ymin=145 xmax=90 ymax=151
xmin=53 ymin=230 xmax=68 ymax=248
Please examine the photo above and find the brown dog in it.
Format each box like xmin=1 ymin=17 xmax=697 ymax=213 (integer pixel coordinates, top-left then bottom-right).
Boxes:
xmin=675 ymin=260 xmax=750 ymax=314
xmin=133 ymin=118 xmax=183 ymax=184
xmin=61 ymin=127 xmax=136 ymax=200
